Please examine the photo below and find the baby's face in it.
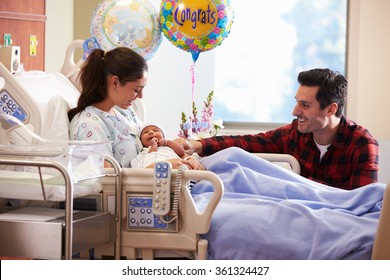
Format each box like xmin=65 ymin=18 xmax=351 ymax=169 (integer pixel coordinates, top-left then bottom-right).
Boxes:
xmin=140 ymin=125 xmax=164 ymax=146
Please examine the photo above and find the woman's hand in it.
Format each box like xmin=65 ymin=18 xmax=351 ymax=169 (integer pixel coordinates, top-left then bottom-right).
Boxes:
xmin=166 ymin=157 xmax=206 ymax=170
xmin=183 ymin=157 xmax=206 ymax=170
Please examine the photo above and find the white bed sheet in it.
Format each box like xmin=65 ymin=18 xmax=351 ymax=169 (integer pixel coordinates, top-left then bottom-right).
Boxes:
xmin=12 ymin=71 xmax=79 ymax=141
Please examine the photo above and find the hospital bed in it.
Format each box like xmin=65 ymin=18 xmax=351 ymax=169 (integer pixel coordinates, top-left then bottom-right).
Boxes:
xmin=1 ymin=40 xmax=389 ymax=260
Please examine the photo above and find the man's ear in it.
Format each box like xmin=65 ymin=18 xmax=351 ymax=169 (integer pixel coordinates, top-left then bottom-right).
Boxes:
xmin=327 ymin=102 xmax=338 ymax=116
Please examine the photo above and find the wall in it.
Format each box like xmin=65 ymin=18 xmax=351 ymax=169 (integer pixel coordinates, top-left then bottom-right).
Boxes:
xmin=45 ymin=0 xmax=73 ymax=72
xmin=44 ymin=0 xmax=390 ymax=140
xmin=347 ymin=0 xmax=390 ymax=140
xmin=73 ymin=0 xmax=101 ymax=60
xmin=0 ymin=0 xmax=46 ymax=70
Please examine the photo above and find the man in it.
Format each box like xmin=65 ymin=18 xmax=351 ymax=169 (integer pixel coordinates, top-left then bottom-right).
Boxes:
xmin=183 ymin=68 xmax=379 ymax=190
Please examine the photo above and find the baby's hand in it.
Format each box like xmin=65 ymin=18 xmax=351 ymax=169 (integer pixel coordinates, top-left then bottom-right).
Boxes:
xmin=150 ymin=137 xmax=158 ymax=147
xmin=158 ymin=138 xmax=167 ymax=146
xmin=147 ymin=137 xmax=159 ymax=153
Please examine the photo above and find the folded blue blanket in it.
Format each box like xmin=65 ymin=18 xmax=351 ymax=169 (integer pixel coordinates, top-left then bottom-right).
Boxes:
xmin=192 ymin=147 xmax=385 ymax=260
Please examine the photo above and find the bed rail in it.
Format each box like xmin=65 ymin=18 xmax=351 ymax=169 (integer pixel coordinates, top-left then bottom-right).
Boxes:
xmin=254 ymin=153 xmax=301 ymax=174
xmin=96 ymin=166 xmax=224 ymax=260
xmin=372 ymin=183 xmax=390 ymax=259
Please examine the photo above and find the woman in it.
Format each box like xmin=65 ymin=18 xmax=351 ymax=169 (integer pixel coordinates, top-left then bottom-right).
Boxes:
xmin=68 ymin=47 xmax=203 ymax=169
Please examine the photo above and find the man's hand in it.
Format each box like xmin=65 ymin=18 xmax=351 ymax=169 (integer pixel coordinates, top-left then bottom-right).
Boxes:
xmin=173 ymin=139 xmax=202 ymax=155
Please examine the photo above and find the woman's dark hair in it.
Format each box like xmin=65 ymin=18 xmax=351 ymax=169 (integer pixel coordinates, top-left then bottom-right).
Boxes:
xmin=297 ymin=68 xmax=347 ymax=117
xmin=68 ymin=47 xmax=148 ymax=121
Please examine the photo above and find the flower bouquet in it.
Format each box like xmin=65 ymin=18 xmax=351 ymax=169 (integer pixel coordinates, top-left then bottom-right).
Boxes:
xmin=178 ymin=91 xmax=224 ymax=140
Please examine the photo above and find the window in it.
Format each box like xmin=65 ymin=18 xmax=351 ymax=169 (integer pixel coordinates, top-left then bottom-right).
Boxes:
xmin=213 ymin=0 xmax=348 ymax=124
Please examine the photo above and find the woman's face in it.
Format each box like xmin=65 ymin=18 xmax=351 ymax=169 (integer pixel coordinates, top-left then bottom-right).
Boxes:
xmin=114 ymin=71 xmax=148 ymax=109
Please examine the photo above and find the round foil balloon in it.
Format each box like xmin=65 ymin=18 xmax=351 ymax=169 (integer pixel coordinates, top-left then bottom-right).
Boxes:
xmin=160 ymin=0 xmax=234 ymax=62
xmin=90 ymin=0 xmax=162 ymax=60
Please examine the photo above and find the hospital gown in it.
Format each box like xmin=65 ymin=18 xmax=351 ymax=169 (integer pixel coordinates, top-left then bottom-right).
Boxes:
xmin=69 ymin=105 xmax=143 ymax=167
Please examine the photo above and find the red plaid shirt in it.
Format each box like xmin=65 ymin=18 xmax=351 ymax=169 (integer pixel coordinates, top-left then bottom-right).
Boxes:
xmin=199 ymin=116 xmax=379 ymax=190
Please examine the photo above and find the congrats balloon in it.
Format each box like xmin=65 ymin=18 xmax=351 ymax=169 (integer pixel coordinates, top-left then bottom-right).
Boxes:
xmin=90 ymin=0 xmax=162 ymax=60
xmin=160 ymin=0 xmax=234 ymax=62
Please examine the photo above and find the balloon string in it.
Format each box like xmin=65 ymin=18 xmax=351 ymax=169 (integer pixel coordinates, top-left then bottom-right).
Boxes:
xmin=190 ymin=63 xmax=195 ymax=104
xmin=189 ymin=63 xmax=196 ymax=138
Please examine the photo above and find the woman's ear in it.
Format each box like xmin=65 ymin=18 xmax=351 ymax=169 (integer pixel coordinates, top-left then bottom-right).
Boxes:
xmin=109 ymin=75 xmax=119 ymax=89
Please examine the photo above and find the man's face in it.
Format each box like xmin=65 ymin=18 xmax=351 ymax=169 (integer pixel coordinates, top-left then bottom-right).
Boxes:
xmin=292 ymin=86 xmax=330 ymax=134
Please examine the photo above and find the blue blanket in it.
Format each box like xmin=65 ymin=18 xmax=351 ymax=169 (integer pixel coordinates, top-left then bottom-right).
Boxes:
xmin=192 ymin=147 xmax=385 ymax=260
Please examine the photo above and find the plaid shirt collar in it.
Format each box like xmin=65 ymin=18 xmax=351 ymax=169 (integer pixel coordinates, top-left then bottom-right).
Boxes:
xmin=333 ymin=115 xmax=350 ymax=149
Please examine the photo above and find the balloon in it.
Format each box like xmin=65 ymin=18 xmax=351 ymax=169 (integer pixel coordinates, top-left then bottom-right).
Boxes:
xmin=90 ymin=0 xmax=162 ymax=60
xmin=160 ymin=0 xmax=234 ymax=62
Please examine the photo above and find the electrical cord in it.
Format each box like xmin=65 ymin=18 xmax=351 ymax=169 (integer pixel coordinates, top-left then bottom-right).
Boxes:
xmin=158 ymin=164 xmax=189 ymax=224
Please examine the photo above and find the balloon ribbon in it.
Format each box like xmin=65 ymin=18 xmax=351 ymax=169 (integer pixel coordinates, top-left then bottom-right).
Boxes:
xmin=190 ymin=62 xmax=196 ymax=105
